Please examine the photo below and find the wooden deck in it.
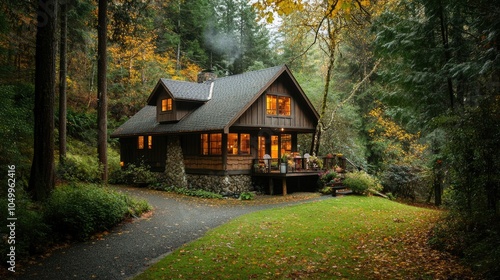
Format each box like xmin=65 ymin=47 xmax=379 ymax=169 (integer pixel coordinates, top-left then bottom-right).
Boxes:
xmin=251 ymin=156 xmax=352 ymax=195
xmin=252 ymin=171 xmax=319 ymax=195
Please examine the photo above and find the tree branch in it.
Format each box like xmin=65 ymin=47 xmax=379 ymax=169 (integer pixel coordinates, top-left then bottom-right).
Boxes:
xmin=323 ymin=59 xmax=382 ymax=131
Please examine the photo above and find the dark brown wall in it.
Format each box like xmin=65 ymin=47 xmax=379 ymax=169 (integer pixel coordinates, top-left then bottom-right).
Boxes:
xmin=233 ymin=76 xmax=316 ymax=130
xmin=120 ymin=135 xmax=167 ymax=171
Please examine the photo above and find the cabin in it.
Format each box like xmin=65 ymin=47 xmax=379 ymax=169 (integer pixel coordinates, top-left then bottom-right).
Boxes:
xmin=111 ymin=65 xmax=327 ymax=195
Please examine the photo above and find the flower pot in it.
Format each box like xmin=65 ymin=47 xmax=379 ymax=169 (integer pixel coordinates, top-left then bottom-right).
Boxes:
xmin=280 ymin=163 xmax=287 ymax=173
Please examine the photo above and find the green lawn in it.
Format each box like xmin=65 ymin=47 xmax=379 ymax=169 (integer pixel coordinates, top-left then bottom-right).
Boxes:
xmin=135 ymin=196 xmax=472 ymax=279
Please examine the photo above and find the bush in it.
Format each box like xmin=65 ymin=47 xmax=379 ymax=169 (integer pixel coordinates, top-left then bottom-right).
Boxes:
xmin=343 ymin=171 xmax=382 ymax=195
xmin=109 ymin=163 xmax=162 ymax=186
xmin=380 ymin=164 xmax=427 ymax=200
xmin=318 ymin=169 xmax=338 ymax=185
xmin=0 ymin=190 xmax=51 ymax=264
xmin=44 ymin=183 xmax=150 ymax=240
xmin=239 ymin=191 xmax=255 ymax=200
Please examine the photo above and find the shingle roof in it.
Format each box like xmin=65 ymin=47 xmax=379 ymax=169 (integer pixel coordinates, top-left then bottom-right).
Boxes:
xmin=147 ymin=79 xmax=212 ymax=104
xmin=111 ymin=65 xmax=307 ymax=137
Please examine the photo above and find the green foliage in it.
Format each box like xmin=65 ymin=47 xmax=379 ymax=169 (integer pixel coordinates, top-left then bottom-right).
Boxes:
xmin=239 ymin=191 xmax=255 ymax=200
xmin=109 ymin=162 xmax=162 ymax=186
xmin=380 ymin=164 xmax=427 ymax=200
xmin=0 ymin=190 xmax=51 ymax=264
xmin=430 ymin=210 xmax=500 ymax=279
xmin=151 ymin=184 xmax=223 ymax=199
xmin=0 ymin=84 xmax=34 ymax=190
xmin=343 ymin=171 xmax=382 ymax=195
xmin=44 ymin=184 xmax=149 ymax=240
xmin=58 ymin=153 xmax=103 ymax=183
xmin=318 ymin=169 xmax=338 ymax=185
xmin=65 ymin=109 xmax=97 ymax=144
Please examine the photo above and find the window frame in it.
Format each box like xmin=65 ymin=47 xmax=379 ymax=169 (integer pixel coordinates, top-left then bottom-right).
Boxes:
xmin=161 ymin=98 xmax=173 ymax=112
xmin=227 ymin=133 xmax=251 ymax=156
xmin=266 ymin=94 xmax=291 ymax=116
xmin=201 ymin=133 xmax=222 ymax=155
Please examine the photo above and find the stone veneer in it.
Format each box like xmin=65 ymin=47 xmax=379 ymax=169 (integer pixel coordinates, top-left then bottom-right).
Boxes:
xmin=164 ymin=135 xmax=253 ymax=194
xmin=164 ymin=136 xmax=188 ymax=188
xmin=186 ymin=174 xmax=253 ymax=194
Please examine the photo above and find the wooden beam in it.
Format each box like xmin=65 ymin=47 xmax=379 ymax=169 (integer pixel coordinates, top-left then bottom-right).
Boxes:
xmin=269 ymin=178 xmax=274 ymax=195
xmin=282 ymin=177 xmax=287 ymax=196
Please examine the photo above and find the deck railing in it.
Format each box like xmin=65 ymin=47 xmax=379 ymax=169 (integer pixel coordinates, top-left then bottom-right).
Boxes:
xmin=252 ymin=156 xmax=350 ymax=174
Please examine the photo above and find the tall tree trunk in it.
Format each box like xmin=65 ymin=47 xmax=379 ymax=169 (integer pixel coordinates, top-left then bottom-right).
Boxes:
xmin=311 ymin=50 xmax=335 ymax=155
xmin=438 ymin=4 xmax=454 ymax=110
xmin=29 ymin=0 xmax=58 ymax=201
xmin=97 ymin=0 xmax=108 ymax=183
xmin=59 ymin=2 xmax=67 ymax=163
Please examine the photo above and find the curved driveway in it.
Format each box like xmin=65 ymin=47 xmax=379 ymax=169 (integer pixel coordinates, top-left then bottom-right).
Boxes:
xmin=16 ymin=186 xmax=330 ymax=280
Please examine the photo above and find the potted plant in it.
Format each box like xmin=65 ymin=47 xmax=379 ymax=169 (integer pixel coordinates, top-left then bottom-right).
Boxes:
xmin=280 ymin=154 xmax=288 ymax=173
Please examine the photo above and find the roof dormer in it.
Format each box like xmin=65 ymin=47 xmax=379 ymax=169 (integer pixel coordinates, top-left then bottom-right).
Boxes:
xmin=147 ymin=79 xmax=212 ymax=123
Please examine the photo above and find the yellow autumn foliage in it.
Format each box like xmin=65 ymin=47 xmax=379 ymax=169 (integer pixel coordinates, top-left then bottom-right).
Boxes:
xmin=368 ymin=102 xmax=428 ymax=165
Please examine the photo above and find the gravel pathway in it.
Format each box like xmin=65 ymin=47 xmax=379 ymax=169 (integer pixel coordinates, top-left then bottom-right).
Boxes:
xmin=14 ymin=186 xmax=330 ymax=280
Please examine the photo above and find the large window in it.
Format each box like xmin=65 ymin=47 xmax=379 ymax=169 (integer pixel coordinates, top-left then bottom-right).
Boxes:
xmin=161 ymin=98 xmax=173 ymax=111
xmin=201 ymin=133 xmax=222 ymax=155
xmin=267 ymin=94 xmax=291 ymax=116
xmin=278 ymin=96 xmax=291 ymax=116
xmin=227 ymin=133 xmax=250 ymax=155
xmin=281 ymin=134 xmax=292 ymax=155
xmin=266 ymin=95 xmax=277 ymax=115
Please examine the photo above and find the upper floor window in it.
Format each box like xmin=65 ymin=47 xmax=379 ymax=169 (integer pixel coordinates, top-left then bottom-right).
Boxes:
xmin=161 ymin=98 xmax=173 ymax=111
xmin=267 ymin=94 xmax=291 ymax=116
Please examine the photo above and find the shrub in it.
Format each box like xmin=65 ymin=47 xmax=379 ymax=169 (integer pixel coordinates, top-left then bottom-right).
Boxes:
xmin=109 ymin=163 xmax=162 ymax=186
xmin=239 ymin=191 xmax=255 ymax=200
xmin=343 ymin=171 xmax=382 ymax=195
xmin=44 ymin=183 xmax=148 ymax=240
xmin=0 ymin=190 xmax=51 ymax=264
xmin=57 ymin=153 xmax=102 ymax=183
xmin=380 ymin=164 xmax=427 ymax=200
xmin=319 ymin=169 xmax=338 ymax=185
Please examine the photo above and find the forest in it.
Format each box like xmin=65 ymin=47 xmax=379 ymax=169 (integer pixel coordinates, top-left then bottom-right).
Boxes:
xmin=0 ymin=0 xmax=499 ymax=277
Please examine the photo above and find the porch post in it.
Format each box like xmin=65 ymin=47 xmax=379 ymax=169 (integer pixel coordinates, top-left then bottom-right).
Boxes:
xmin=268 ymin=178 xmax=274 ymax=195
xmin=282 ymin=177 xmax=287 ymax=196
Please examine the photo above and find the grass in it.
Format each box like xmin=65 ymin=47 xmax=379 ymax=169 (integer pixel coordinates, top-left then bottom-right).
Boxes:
xmin=135 ymin=196 xmax=474 ymax=279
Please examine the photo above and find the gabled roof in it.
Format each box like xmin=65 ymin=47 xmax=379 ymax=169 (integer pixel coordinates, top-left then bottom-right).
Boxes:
xmin=111 ymin=65 xmax=319 ymax=137
xmin=146 ymin=79 xmax=212 ymax=104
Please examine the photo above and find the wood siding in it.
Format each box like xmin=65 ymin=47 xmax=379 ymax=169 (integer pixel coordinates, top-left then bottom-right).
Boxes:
xmin=232 ymin=76 xmax=316 ymax=130
xmin=120 ymin=135 xmax=167 ymax=171
xmin=227 ymin=155 xmax=253 ymax=171
xmin=184 ymin=155 xmax=223 ymax=170
xmin=156 ymin=88 xmax=200 ymax=123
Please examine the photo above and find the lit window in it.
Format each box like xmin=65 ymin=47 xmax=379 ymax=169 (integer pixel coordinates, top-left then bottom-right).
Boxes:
xmin=278 ymin=97 xmax=291 ymax=116
xmin=267 ymin=94 xmax=291 ymax=116
xmin=201 ymin=133 xmax=222 ymax=155
xmin=240 ymin=134 xmax=250 ymax=154
xmin=266 ymin=95 xmax=277 ymax=115
xmin=161 ymin=98 xmax=172 ymax=111
xmin=281 ymin=134 xmax=292 ymax=155
xmin=227 ymin=133 xmax=238 ymax=155
xmin=201 ymin=134 xmax=209 ymax=155
xmin=138 ymin=136 xmax=144 ymax=149
xmin=210 ymin=133 xmax=222 ymax=155
xmin=148 ymin=135 xmax=153 ymax=149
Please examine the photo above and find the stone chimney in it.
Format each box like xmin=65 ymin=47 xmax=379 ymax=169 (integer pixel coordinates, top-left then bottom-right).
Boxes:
xmin=197 ymin=70 xmax=217 ymax=83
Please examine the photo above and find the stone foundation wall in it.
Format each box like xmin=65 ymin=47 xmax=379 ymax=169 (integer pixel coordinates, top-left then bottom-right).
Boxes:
xmin=164 ymin=136 xmax=188 ymax=188
xmin=186 ymin=174 xmax=253 ymax=195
